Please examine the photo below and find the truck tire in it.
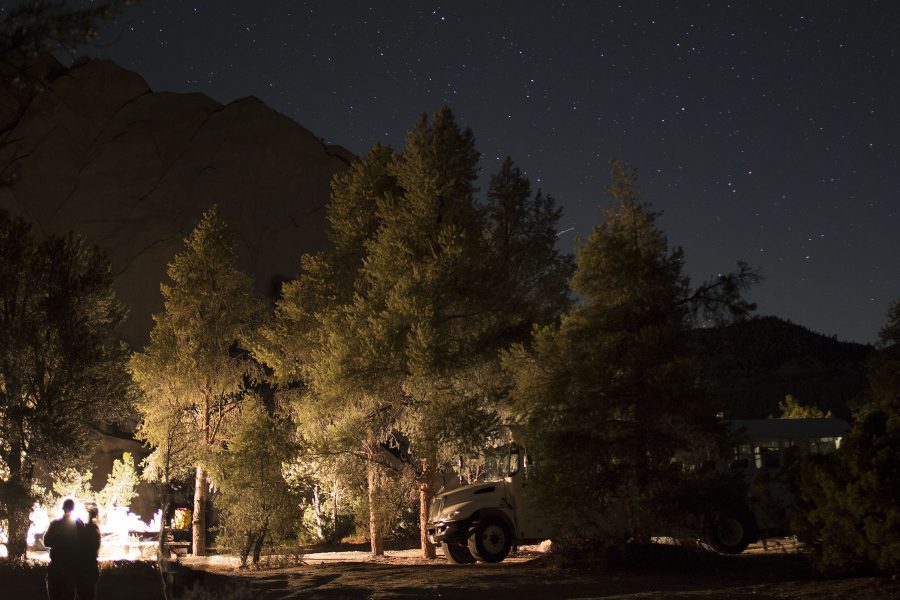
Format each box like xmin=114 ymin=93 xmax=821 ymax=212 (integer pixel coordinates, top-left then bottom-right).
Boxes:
xmin=704 ymin=509 xmax=757 ymax=554
xmin=467 ymin=517 xmax=512 ymax=563
xmin=442 ymin=541 xmax=477 ymax=564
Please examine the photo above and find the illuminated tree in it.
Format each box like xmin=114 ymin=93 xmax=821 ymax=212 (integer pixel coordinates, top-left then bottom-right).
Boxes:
xmin=377 ymin=137 xmax=572 ymax=558
xmin=130 ymin=206 xmax=261 ymax=556
xmin=95 ymin=452 xmax=140 ymax=514
xmin=207 ymin=394 xmax=303 ymax=568
xmin=779 ymin=394 xmax=832 ymax=419
xmin=45 ymin=451 xmax=139 ymax=515
xmin=254 ymin=144 xmax=401 ymax=556
xmin=258 ymin=110 xmax=572 ymax=558
xmin=0 ymin=209 xmax=130 ymax=560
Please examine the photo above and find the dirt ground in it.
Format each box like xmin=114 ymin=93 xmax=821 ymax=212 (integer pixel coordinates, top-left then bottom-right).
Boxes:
xmin=5 ymin=540 xmax=900 ymax=599
xmin=182 ymin=540 xmax=900 ymax=600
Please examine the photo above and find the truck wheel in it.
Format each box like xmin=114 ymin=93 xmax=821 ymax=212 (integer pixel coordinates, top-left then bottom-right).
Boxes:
xmin=442 ymin=542 xmax=477 ymax=564
xmin=704 ymin=509 xmax=757 ymax=554
xmin=467 ymin=517 xmax=512 ymax=563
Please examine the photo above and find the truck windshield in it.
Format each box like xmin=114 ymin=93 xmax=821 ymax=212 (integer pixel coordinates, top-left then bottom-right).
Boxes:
xmin=481 ymin=443 xmax=519 ymax=481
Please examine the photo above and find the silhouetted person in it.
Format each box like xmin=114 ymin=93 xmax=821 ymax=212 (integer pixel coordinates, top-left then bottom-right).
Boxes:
xmin=43 ymin=498 xmax=81 ymax=600
xmin=76 ymin=506 xmax=101 ymax=600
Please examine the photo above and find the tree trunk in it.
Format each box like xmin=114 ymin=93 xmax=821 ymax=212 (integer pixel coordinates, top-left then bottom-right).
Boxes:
xmin=157 ymin=487 xmax=173 ymax=600
xmin=192 ymin=465 xmax=208 ymax=556
xmin=331 ymin=474 xmax=339 ymax=541
xmin=312 ymin=483 xmax=324 ymax=540
xmin=5 ymin=492 xmax=31 ymax=561
xmin=251 ymin=524 xmax=267 ymax=566
xmin=3 ymin=440 xmax=31 ymax=561
xmin=366 ymin=441 xmax=384 ymax=556
xmin=193 ymin=391 xmax=211 ymax=556
xmin=240 ymin=532 xmax=253 ymax=568
xmin=419 ymin=461 xmax=436 ymax=559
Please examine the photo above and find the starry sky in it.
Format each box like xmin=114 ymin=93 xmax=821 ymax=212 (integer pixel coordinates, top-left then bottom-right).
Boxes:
xmin=76 ymin=0 xmax=898 ymax=344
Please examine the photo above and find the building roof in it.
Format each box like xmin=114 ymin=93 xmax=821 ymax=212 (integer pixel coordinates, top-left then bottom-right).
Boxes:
xmin=728 ymin=418 xmax=850 ymax=441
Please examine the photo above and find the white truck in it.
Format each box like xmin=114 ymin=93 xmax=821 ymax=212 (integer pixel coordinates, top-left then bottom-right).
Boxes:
xmin=426 ymin=418 xmax=849 ymax=564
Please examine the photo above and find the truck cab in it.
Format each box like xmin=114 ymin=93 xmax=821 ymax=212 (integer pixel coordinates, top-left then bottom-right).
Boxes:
xmin=426 ymin=435 xmax=549 ymax=563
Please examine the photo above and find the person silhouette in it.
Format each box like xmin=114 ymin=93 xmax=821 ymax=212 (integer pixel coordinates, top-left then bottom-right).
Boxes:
xmin=76 ymin=505 xmax=101 ymax=600
xmin=43 ymin=498 xmax=82 ymax=600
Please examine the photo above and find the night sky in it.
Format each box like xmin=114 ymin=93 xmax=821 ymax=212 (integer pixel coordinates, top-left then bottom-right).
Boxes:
xmin=74 ymin=0 xmax=898 ymax=344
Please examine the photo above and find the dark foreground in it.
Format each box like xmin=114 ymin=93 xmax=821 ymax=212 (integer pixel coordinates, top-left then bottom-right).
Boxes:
xmin=3 ymin=545 xmax=899 ymax=599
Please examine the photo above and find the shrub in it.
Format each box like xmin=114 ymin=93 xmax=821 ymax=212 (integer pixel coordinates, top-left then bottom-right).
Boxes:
xmin=794 ymin=407 xmax=900 ymax=575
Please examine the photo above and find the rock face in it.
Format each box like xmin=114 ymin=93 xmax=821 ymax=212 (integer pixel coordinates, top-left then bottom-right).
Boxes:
xmin=0 ymin=56 xmax=352 ymax=346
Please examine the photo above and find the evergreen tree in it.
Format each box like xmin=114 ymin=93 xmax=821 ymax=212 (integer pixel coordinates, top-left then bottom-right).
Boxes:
xmin=869 ymin=299 xmax=900 ymax=412
xmin=0 ymin=209 xmax=130 ymax=560
xmin=257 ymin=109 xmax=572 ymax=558
xmin=366 ymin=109 xmax=487 ymax=559
xmin=481 ymin=158 xmax=573 ymax=341
xmin=794 ymin=299 xmax=900 ymax=575
xmin=254 ymin=144 xmax=402 ymax=556
xmin=207 ymin=394 xmax=303 ymax=568
xmin=351 ymin=110 xmax=572 ymax=558
xmin=95 ymin=452 xmax=140 ymax=514
xmin=503 ymin=161 xmax=755 ymax=552
xmin=381 ymin=142 xmax=572 ymax=558
xmin=130 ymin=206 xmax=260 ymax=556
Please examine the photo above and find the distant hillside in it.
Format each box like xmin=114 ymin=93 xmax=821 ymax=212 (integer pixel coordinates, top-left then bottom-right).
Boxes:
xmin=694 ymin=316 xmax=872 ymax=419
xmin=0 ymin=55 xmax=352 ymax=345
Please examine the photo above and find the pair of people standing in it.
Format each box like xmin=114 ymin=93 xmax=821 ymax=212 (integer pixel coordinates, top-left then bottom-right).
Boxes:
xmin=43 ymin=498 xmax=101 ymax=600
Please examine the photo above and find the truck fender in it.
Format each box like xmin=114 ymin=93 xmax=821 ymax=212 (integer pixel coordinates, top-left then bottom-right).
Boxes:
xmin=470 ymin=508 xmax=516 ymax=538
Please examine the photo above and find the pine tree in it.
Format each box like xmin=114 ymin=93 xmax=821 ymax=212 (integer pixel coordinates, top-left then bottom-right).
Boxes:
xmin=258 ymin=109 xmax=572 ymax=558
xmin=794 ymin=299 xmax=900 ymax=575
xmin=207 ymin=394 xmax=303 ymax=567
xmin=869 ymin=299 xmax=900 ymax=412
xmin=96 ymin=452 xmax=140 ymax=514
xmin=481 ymin=158 xmax=573 ymax=342
xmin=366 ymin=109 xmax=486 ymax=559
xmin=130 ymin=206 xmax=261 ymax=556
xmin=255 ymin=144 xmax=402 ymax=556
xmin=0 ymin=209 xmax=130 ymax=560
xmin=503 ymin=161 xmax=752 ymax=551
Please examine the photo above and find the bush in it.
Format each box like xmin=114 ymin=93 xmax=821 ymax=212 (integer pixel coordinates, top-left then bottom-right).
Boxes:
xmin=794 ymin=407 xmax=900 ymax=575
xmin=208 ymin=397 xmax=305 ymax=567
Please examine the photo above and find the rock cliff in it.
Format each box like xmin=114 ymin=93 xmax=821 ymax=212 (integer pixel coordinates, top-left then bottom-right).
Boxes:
xmin=0 ymin=55 xmax=352 ymax=345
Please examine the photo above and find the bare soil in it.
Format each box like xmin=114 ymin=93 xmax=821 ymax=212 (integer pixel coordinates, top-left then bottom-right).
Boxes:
xmin=184 ymin=540 xmax=900 ymax=600
xmin=4 ymin=540 xmax=899 ymax=599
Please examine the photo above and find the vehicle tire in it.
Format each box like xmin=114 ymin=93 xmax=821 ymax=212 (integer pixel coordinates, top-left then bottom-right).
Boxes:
xmin=442 ymin=541 xmax=477 ymax=564
xmin=467 ymin=517 xmax=512 ymax=563
xmin=704 ymin=509 xmax=757 ymax=554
